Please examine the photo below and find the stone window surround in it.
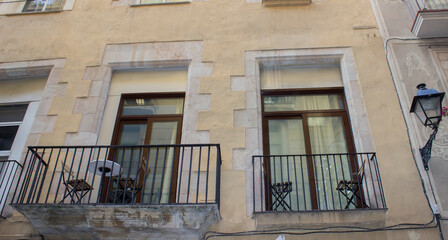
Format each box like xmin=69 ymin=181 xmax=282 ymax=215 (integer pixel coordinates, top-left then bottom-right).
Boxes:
xmin=234 ymin=47 xmax=376 ymax=216
xmin=67 ymin=41 xmax=212 ymax=147
xmin=0 ymin=58 xmax=66 ymax=216
xmin=0 ymin=59 xmax=65 ymax=149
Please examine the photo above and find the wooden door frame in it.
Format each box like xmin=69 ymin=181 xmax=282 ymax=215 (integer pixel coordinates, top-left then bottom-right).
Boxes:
xmin=142 ymin=117 xmax=183 ymax=204
xmin=105 ymin=92 xmax=184 ymax=204
xmin=260 ymin=87 xmax=358 ymax=210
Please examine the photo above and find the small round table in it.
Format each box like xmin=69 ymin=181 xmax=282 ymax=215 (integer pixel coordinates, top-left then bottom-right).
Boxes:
xmin=88 ymin=159 xmax=121 ymax=200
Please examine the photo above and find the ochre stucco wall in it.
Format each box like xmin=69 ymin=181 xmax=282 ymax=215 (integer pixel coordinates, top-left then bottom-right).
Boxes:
xmin=0 ymin=0 xmax=439 ymax=239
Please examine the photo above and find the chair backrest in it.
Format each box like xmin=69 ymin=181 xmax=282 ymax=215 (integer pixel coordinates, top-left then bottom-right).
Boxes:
xmin=62 ymin=164 xmax=89 ymax=189
xmin=356 ymin=158 xmax=367 ymax=183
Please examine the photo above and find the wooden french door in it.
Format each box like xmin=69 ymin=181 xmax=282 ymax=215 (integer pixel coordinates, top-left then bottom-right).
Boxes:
xmin=261 ymin=88 xmax=357 ymax=210
xmin=107 ymin=93 xmax=184 ymax=204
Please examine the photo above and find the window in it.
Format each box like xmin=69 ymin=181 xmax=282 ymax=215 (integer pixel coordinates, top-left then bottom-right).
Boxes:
xmin=0 ymin=104 xmax=29 ymax=160
xmin=260 ymin=64 xmax=359 ymax=211
xmin=22 ymin=0 xmax=66 ymax=12
xmin=110 ymin=93 xmax=184 ymax=203
xmin=261 ymin=89 xmax=357 ymax=210
xmin=0 ymin=104 xmax=28 ymax=201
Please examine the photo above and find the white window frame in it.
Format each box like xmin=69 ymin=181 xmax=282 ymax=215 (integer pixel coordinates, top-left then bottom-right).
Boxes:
xmin=0 ymin=121 xmax=22 ymax=158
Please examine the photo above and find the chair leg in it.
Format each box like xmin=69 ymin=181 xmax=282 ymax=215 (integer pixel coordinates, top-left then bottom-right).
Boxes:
xmin=344 ymin=195 xmax=356 ymax=209
xmin=60 ymin=189 xmax=76 ymax=203
xmin=352 ymin=190 xmax=369 ymax=208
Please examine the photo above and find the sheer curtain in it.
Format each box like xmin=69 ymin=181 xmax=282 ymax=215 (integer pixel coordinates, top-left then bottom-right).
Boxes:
xmin=268 ymin=119 xmax=311 ymax=210
xmin=261 ymin=64 xmax=343 ymax=90
xmin=145 ymin=121 xmax=178 ymax=203
xmin=308 ymin=116 xmax=351 ymax=210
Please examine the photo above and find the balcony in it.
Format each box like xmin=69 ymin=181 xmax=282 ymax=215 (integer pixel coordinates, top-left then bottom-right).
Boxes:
xmin=404 ymin=0 xmax=448 ymax=37
xmin=252 ymin=153 xmax=387 ymax=228
xmin=9 ymin=144 xmax=221 ymax=239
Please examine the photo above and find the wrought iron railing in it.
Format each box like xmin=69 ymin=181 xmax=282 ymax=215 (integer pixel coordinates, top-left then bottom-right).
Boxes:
xmin=252 ymin=153 xmax=386 ymax=213
xmin=11 ymin=144 xmax=221 ymax=208
xmin=0 ymin=160 xmax=23 ymax=217
xmin=404 ymin=0 xmax=448 ymax=18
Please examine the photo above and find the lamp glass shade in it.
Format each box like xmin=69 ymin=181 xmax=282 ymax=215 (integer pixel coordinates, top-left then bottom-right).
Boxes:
xmin=411 ymin=93 xmax=445 ymax=127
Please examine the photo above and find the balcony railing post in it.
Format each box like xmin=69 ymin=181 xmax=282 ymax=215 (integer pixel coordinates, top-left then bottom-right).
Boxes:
xmin=26 ymin=149 xmax=48 ymax=204
xmin=195 ymin=146 xmax=202 ymax=204
xmin=215 ymin=145 xmax=222 ymax=210
xmin=11 ymin=149 xmax=29 ymax=205
xmin=205 ymin=146 xmax=211 ymax=204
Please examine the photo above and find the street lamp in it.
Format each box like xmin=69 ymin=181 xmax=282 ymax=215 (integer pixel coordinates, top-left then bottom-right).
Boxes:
xmin=410 ymin=83 xmax=445 ymax=170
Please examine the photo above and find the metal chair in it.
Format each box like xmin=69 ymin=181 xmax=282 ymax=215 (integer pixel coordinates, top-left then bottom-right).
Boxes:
xmin=269 ymin=181 xmax=292 ymax=211
xmin=336 ymin=159 xmax=369 ymax=209
xmin=109 ymin=177 xmax=141 ymax=203
xmin=108 ymin=156 xmax=148 ymax=203
xmin=60 ymin=170 xmax=92 ymax=204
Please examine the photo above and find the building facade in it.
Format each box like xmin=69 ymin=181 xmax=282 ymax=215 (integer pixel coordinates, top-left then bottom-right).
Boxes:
xmin=0 ymin=0 xmax=442 ymax=239
xmin=369 ymin=0 xmax=448 ymax=238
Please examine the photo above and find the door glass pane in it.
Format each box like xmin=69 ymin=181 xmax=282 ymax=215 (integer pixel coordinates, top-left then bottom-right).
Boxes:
xmin=267 ymin=119 xmax=311 ymax=211
xmin=0 ymin=126 xmax=20 ymax=151
xmin=264 ymin=94 xmax=343 ymax=112
xmin=0 ymin=105 xmax=28 ymax=123
xmin=119 ymin=124 xmax=146 ymax=145
xmin=144 ymin=121 xmax=178 ymax=204
xmin=122 ymin=98 xmax=184 ymax=116
xmin=116 ymin=124 xmax=147 ymax=183
xmin=308 ymin=116 xmax=352 ymax=210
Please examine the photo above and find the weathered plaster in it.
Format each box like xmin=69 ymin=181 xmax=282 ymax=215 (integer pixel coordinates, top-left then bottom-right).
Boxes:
xmin=0 ymin=0 xmax=439 ymax=238
xmin=13 ymin=204 xmax=220 ymax=240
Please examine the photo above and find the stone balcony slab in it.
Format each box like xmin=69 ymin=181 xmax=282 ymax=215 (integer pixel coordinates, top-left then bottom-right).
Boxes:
xmin=13 ymin=204 xmax=220 ymax=240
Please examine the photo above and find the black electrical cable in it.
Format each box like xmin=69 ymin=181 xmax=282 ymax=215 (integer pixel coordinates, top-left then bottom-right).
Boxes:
xmin=204 ymin=225 xmax=439 ymax=240
xmin=436 ymin=215 xmax=446 ymax=240
xmin=205 ymin=221 xmax=436 ymax=237
xmin=384 ymin=37 xmax=448 ymax=240
xmin=414 ymin=0 xmax=423 ymax=10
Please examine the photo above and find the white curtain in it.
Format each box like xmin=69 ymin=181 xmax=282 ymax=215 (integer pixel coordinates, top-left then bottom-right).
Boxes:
xmin=308 ymin=116 xmax=351 ymax=210
xmin=261 ymin=64 xmax=343 ymax=90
